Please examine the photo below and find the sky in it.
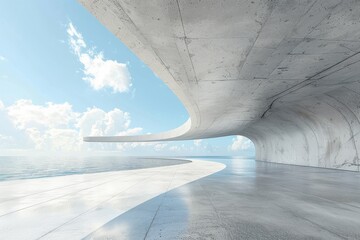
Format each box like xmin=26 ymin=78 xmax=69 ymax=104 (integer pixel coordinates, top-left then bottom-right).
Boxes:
xmin=0 ymin=0 xmax=254 ymax=157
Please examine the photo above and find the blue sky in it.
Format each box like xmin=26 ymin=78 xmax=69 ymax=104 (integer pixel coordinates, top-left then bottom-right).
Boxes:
xmin=0 ymin=0 xmax=254 ymax=156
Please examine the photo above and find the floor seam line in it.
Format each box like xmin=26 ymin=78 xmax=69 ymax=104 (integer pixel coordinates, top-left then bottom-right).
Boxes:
xmin=36 ymin=174 xmax=156 ymax=240
xmin=0 ymin=171 xmax=145 ymax=218
xmin=143 ymin=165 xmax=182 ymax=240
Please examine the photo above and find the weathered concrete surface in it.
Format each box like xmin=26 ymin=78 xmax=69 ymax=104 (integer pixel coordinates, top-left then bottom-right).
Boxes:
xmin=80 ymin=0 xmax=360 ymax=170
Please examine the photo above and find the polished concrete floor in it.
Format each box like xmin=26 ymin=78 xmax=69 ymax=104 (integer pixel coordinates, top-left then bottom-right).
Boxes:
xmin=87 ymin=157 xmax=360 ymax=240
xmin=1 ymin=157 xmax=360 ymax=240
xmin=0 ymin=159 xmax=224 ymax=239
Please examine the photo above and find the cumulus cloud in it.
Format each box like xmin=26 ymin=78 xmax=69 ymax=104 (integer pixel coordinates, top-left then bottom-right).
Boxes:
xmin=230 ymin=136 xmax=253 ymax=151
xmin=0 ymin=100 xmax=4 ymax=110
xmin=24 ymin=127 xmax=79 ymax=151
xmin=3 ymin=99 xmax=141 ymax=152
xmin=67 ymin=22 xmax=132 ymax=93
xmin=7 ymin=100 xmax=77 ymax=130
xmin=77 ymin=107 xmax=136 ymax=137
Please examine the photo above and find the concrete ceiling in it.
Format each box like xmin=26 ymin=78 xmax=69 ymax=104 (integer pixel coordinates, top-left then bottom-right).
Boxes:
xmin=80 ymin=0 xmax=360 ymax=147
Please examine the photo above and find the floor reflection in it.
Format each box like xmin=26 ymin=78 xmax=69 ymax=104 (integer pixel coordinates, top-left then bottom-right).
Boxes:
xmin=86 ymin=157 xmax=360 ymax=240
xmin=0 ymin=158 xmax=224 ymax=239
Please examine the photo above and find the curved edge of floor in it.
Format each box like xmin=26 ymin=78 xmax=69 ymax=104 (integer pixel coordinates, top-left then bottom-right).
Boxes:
xmin=0 ymin=158 xmax=225 ymax=240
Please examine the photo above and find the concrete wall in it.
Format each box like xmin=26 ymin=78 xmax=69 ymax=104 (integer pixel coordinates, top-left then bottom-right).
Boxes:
xmin=245 ymin=86 xmax=360 ymax=171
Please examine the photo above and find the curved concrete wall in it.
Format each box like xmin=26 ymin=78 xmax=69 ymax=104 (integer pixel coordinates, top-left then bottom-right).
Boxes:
xmin=245 ymin=86 xmax=360 ymax=171
xmin=80 ymin=0 xmax=360 ymax=171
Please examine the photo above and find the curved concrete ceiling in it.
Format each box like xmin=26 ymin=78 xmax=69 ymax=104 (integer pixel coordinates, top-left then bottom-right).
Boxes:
xmin=80 ymin=0 xmax=360 ymax=170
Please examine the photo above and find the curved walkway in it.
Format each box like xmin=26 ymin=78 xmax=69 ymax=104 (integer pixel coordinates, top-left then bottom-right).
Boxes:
xmin=2 ymin=157 xmax=360 ymax=239
xmin=0 ymin=159 xmax=224 ymax=239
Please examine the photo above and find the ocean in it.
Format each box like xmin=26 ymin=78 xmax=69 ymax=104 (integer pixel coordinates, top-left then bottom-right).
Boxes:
xmin=0 ymin=156 xmax=189 ymax=181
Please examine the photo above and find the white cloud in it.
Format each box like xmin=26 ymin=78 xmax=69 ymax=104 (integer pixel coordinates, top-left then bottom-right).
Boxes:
xmin=77 ymin=107 xmax=134 ymax=137
xmin=0 ymin=100 xmax=4 ymax=110
xmin=194 ymin=139 xmax=202 ymax=147
xmin=154 ymin=143 xmax=168 ymax=152
xmin=7 ymin=100 xmax=77 ymax=130
xmin=3 ymin=99 xmax=141 ymax=152
xmin=230 ymin=136 xmax=253 ymax=151
xmin=24 ymin=127 xmax=80 ymax=151
xmin=67 ymin=23 xmax=86 ymax=55
xmin=0 ymin=56 xmax=6 ymax=61
xmin=80 ymin=53 xmax=131 ymax=93
xmin=67 ymin=22 xmax=132 ymax=93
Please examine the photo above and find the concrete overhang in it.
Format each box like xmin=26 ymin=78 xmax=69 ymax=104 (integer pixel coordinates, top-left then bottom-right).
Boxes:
xmin=80 ymin=0 xmax=360 ymax=170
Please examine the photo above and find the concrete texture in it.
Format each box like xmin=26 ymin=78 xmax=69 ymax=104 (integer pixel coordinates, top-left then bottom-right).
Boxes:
xmin=79 ymin=0 xmax=360 ymax=170
xmin=85 ymin=157 xmax=360 ymax=240
xmin=0 ymin=159 xmax=224 ymax=239
xmin=2 ymin=157 xmax=360 ymax=239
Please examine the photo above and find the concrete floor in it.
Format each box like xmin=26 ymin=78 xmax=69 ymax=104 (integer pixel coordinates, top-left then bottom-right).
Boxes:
xmin=1 ymin=157 xmax=360 ymax=239
xmin=0 ymin=159 xmax=224 ymax=239
xmin=87 ymin=157 xmax=360 ymax=240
